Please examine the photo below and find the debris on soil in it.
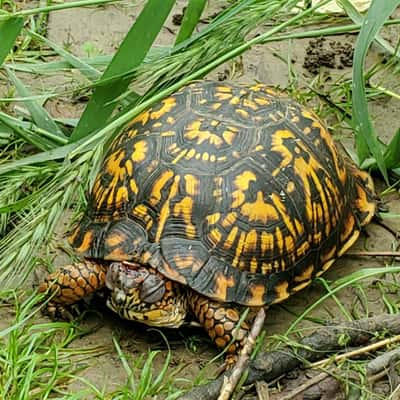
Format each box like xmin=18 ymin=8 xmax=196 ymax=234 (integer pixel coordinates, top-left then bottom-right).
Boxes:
xmin=268 ymin=371 xmax=344 ymax=400
xmin=181 ymin=313 xmax=400 ymax=400
xmin=172 ymin=7 xmax=186 ymax=26
xmin=303 ymin=37 xmax=354 ymax=74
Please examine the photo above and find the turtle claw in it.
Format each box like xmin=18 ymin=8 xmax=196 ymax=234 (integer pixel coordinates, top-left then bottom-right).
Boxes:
xmin=43 ymin=301 xmax=82 ymax=321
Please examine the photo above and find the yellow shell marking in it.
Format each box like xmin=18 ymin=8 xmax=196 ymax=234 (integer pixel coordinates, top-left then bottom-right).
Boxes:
xmin=243 ymin=99 xmax=258 ymax=110
xmin=185 ymin=120 xmax=224 ymax=147
xmin=235 ymin=171 xmax=256 ymax=191
xmin=131 ymin=140 xmax=148 ymax=163
xmin=222 ymin=128 xmax=237 ymax=145
xmin=184 ymin=174 xmax=199 ymax=196
xmin=270 ymin=193 xmax=296 ymax=237
xmin=131 ymin=110 xmax=150 ymax=126
xmin=248 ymin=284 xmax=266 ymax=306
xmin=286 ymin=181 xmax=295 ymax=193
xmin=172 ymin=149 xmax=188 ymax=164
xmin=132 ymin=204 xmax=148 ymax=218
xmin=260 ymin=231 xmax=274 ymax=255
xmin=216 ymin=85 xmax=232 ymax=93
xmin=272 ymin=281 xmax=290 ymax=303
xmin=271 ymin=130 xmax=295 ymax=176
xmin=185 ymin=148 xmax=196 ymax=160
xmin=155 ymin=175 xmax=180 ymax=242
xmin=243 ymin=229 xmax=258 ymax=253
xmin=115 ymin=186 xmax=129 ymax=205
xmin=338 ymin=230 xmax=360 ymax=257
xmin=173 ymin=196 xmax=196 ymax=239
xmin=150 ymin=97 xmax=176 ymax=120
xmin=173 ymin=254 xmax=195 ymax=269
xmin=294 ymin=264 xmax=314 ymax=282
xmin=215 ymin=92 xmax=232 ymax=100
xmin=250 ymin=257 xmax=258 ymax=273
xmin=240 ymin=191 xmax=279 ymax=224
xmin=211 ymin=102 xmax=222 ymax=110
xmin=208 ymin=228 xmax=222 ymax=246
xmin=149 ymin=170 xmax=174 ymax=206
xmin=213 ymin=272 xmax=235 ymax=300
xmin=253 ymin=97 xmax=270 ymax=106
xmin=75 ymin=230 xmax=94 ymax=254
xmin=206 ymin=213 xmax=221 ymax=225
xmin=275 ymin=227 xmax=284 ymax=254
xmin=95 ymin=149 xmax=129 ymax=209
xmin=105 ymin=150 xmax=125 ymax=175
xmin=296 ymin=241 xmax=310 ymax=257
xmin=130 ymin=179 xmax=138 ymax=195
xmin=224 ymin=226 xmax=238 ymax=250
xmin=321 ymin=246 xmax=336 ymax=263
xmin=230 ymin=96 xmax=240 ymax=105
xmin=231 ymin=190 xmax=246 ymax=208
xmin=340 ymin=213 xmax=355 ymax=243
xmin=235 ymin=108 xmax=249 ymax=119
xmin=106 ymin=232 xmax=126 ymax=247
xmin=221 ymin=212 xmax=237 ymax=228
xmin=232 ymin=231 xmax=246 ymax=267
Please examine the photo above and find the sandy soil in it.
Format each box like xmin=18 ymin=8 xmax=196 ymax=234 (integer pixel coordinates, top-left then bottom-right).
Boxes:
xmin=2 ymin=1 xmax=400 ymax=398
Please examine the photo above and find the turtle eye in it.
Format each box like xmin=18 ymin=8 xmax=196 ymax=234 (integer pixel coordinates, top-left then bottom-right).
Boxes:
xmin=140 ymin=274 xmax=166 ymax=304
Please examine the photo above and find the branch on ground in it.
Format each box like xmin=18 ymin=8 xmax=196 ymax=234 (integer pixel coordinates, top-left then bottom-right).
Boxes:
xmin=181 ymin=313 xmax=400 ymax=400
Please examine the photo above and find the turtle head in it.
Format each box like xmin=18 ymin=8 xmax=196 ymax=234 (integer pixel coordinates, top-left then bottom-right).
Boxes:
xmin=105 ymin=262 xmax=188 ymax=328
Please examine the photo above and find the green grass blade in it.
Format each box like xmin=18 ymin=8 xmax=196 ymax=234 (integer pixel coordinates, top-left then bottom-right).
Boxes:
xmin=0 ymin=17 xmax=24 ymax=66
xmin=0 ymin=142 xmax=80 ymax=174
xmin=352 ymin=0 xmax=400 ymax=182
xmin=339 ymin=0 xmax=399 ymax=57
xmin=286 ymin=266 xmax=400 ymax=335
xmin=27 ymin=30 xmax=101 ymax=81
xmin=384 ymin=128 xmax=400 ymax=169
xmin=5 ymin=67 xmax=67 ymax=142
xmin=175 ymin=0 xmax=207 ymax=45
xmin=70 ymin=0 xmax=176 ymax=142
xmin=6 ymin=0 xmax=120 ymax=18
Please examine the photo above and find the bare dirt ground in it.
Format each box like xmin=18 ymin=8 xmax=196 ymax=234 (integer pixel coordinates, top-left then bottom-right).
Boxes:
xmin=2 ymin=1 xmax=400 ymax=398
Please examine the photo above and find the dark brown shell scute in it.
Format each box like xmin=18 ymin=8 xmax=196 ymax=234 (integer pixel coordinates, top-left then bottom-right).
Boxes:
xmin=70 ymin=81 xmax=376 ymax=306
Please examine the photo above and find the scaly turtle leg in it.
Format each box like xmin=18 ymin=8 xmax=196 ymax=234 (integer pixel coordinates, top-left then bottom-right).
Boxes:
xmin=38 ymin=261 xmax=107 ymax=320
xmin=188 ymin=292 xmax=252 ymax=366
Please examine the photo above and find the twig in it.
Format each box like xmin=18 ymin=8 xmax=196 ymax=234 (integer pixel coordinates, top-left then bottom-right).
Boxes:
xmin=346 ymin=251 xmax=400 ymax=258
xmin=310 ymin=334 xmax=400 ymax=368
xmin=368 ymin=369 xmax=389 ymax=384
xmin=278 ymin=372 xmax=330 ymax=400
xmin=367 ymin=348 xmax=400 ymax=376
xmin=218 ymin=308 xmax=266 ymax=400
xmin=255 ymin=381 xmax=269 ymax=400
xmin=180 ymin=313 xmax=400 ymax=400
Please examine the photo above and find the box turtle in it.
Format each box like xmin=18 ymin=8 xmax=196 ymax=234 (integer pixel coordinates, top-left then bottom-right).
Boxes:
xmin=39 ymin=81 xmax=376 ymax=360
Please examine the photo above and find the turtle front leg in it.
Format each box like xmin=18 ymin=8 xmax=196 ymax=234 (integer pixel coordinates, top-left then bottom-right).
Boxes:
xmin=38 ymin=260 xmax=107 ymax=320
xmin=188 ymin=293 xmax=252 ymax=366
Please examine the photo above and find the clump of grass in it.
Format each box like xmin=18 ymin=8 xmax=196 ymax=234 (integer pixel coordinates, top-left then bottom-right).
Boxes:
xmin=0 ymin=290 xmax=105 ymax=399
xmin=108 ymin=337 xmax=185 ymax=400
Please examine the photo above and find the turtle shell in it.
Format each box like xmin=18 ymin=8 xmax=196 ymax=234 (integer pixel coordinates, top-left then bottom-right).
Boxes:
xmin=69 ymin=81 xmax=376 ymax=306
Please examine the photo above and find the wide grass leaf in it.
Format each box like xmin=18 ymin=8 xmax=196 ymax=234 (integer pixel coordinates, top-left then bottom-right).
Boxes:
xmin=6 ymin=67 xmax=67 ymax=143
xmin=339 ymin=0 xmax=399 ymax=58
xmin=70 ymin=0 xmax=176 ymax=142
xmin=0 ymin=17 xmax=24 ymax=66
xmin=175 ymin=0 xmax=207 ymax=45
xmin=352 ymin=0 xmax=400 ymax=182
xmin=27 ymin=30 xmax=101 ymax=81
xmin=384 ymin=128 xmax=400 ymax=170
